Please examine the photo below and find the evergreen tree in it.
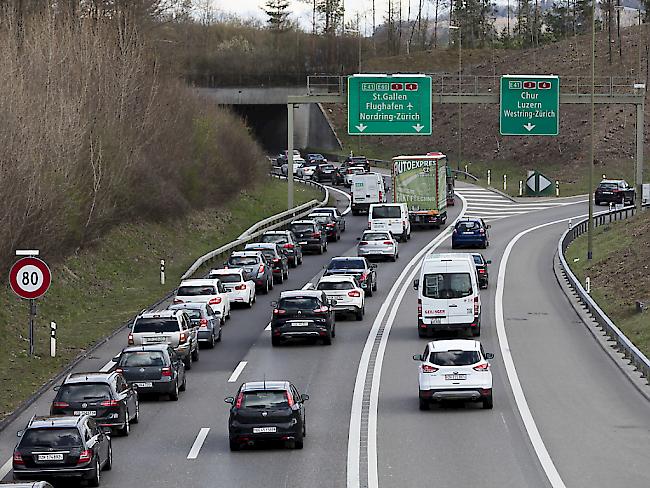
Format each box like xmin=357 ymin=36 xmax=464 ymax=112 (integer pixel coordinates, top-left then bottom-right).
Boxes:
xmin=263 ymin=0 xmax=291 ymax=31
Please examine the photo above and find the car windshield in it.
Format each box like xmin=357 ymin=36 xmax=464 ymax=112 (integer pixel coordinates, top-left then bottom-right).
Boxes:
xmin=133 ymin=318 xmax=179 ymax=333
xmin=213 ymin=274 xmax=242 ymax=283
xmin=363 ymin=232 xmax=390 ymax=241
xmin=429 ymin=350 xmax=480 ymax=366
xmin=242 ymin=390 xmax=289 ymax=409
xmin=457 ymin=221 xmax=480 ymax=231
xmin=20 ymin=428 xmax=82 ymax=448
xmin=371 ymin=206 xmax=401 ymax=219
xmin=58 ymin=384 xmax=112 ymax=402
xmin=472 ymin=255 xmax=484 ymax=265
xmin=291 ymin=224 xmax=314 ymax=233
xmin=278 ymin=297 xmax=320 ymax=310
xmin=229 ymin=256 xmax=259 ymax=266
xmin=261 ymin=234 xmax=288 ymax=244
xmin=177 ymin=285 xmax=216 ymax=296
xmin=317 ymin=281 xmax=354 ymax=290
xmin=328 ymin=259 xmax=365 ymax=270
xmin=119 ymin=351 xmax=167 ymax=367
xmin=423 ymin=273 xmax=473 ymax=299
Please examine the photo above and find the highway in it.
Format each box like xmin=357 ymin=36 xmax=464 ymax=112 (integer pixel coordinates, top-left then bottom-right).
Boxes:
xmin=1 ymin=181 xmax=649 ymax=488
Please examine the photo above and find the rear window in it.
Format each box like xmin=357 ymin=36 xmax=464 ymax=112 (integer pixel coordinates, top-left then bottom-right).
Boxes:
xmin=291 ymin=224 xmax=314 ymax=233
xmin=472 ymin=255 xmax=484 ymax=265
xmin=20 ymin=428 xmax=82 ymax=448
xmin=321 ymin=164 xmax=335 ymax=170
xmin=423 ymin=273 xmax=473 ymax=299
xmin=183 ymin=309 xmax=203 ymax=320
xmin=58 ymin=384 xmax=112 ymax=402
xmin=362 ymin=232 xmax=390 ymax=241
xmin=229 ymin=256 xmax=259 ymax=266
xmin=242 ymin=390 xmax=289 ymax=408
xmin=429 ymin=350 xmax=480 ymax=366
xmin=457 ymin=221 xmax=480 ymax=231
xmin=177 ymin=285 xmax=217 ymax=296
xmin=309 ymin=215 xmax=330 ymax=224
xmin=278 ymin=297 xmax=320 ymax=310
xmin=261 ymin=234 xmax=288 ymax=244
xmin=317 ymin=281 xmax=354 ymax=291
xmin=133 ymin=318 xmax=179 ymax=333
xmin=598 ymin=182 xmax=619 ymax=190
xmin=119 ymin=351 xmax=167 ymax=367
xmin=214 ymin=274 xmax=242 ymax=283
xmin=328 ymin=259 xmax=365 ymax=270
xmin=371 ymin=206 xmax=401 ymax=219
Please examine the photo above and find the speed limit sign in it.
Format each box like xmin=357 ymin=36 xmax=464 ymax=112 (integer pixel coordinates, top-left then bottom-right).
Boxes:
xmin=9 ymin=257 xmax=52 ymax=299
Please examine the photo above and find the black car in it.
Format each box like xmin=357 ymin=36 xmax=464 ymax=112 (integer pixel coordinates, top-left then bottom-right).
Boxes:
xmin=261 ymin=231 xmax=304 ymax=267
xmin=244 ymin=243 xmax=290 ymax=284
xmin=50 ymin=372 xmax=139 ymax=437
xmin=226 ymin=250 xmax=274 ymax=293
xmin=225 ymin=381 xmax=309 ymax=451
xmin=289 ymin=220 xmax=328 ymax=254
xmin=344 ymin=155 xmax=370 ymax=171
xmin=313 ymin=163 xmax=336 ymax=182
xmin=13 ymin=415 xmax=112 ymax=486
xmin=471 ymin=253 xmax=491 ymax=289
xmin=334 ymin=161 xmax=368 ymax=185
xmin=114 ymin=345 xmax=186 ymax=401
xmin=307 ymin=212 xmax=340 ymax=241
xmin=323 ymin=257 xmax=377 ymax=297
xmin=315 ymin=207 xmax=346 ymax=232
xmin=270 ymin=290 xmax=336 ymax=346
xmin=594 ymin=179 xmax=635 ymax=206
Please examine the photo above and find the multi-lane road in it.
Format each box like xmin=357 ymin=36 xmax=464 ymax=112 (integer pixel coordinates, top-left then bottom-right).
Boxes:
xmin=1 ymin=180 xmax=649 ymax=488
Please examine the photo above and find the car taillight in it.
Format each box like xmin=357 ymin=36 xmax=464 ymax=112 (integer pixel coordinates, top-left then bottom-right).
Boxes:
xmin=360 ymin=272 xmax=368 ymax=281
xmin=115 ymin=368 xmax=123 ymax=374
xmin=273 ymin=258 xmax=281 ymax=263
xmin=179 ymin=332 xmax=188 ymax=343
xmin=52 ymin=401 xmax=69 ymax=409
xmin=199 ymin=318 xmax=208 ymax=328
xmin=479 ymin=229 xmax=485 ymax=235
xmin=283 ymin=243 xmax=294 ymax=249
xmin=78 ymin=449 xmax=92 ymax=464
xmin=478 ymin=269 xmax=486 ymax=274
xmin=100 ymin=399 xmax=120 ymax=407
xmin=379 ymin=191 xmax=383 ymax=201
xmin=273 ymin=309 xmax=286 ymax=315
xmin=383 ymin=241 xmax=393 ymax=245
xmin=312 ymin=232 xmax=321 ymax=238
xmin=473 ymin=363 xmax=490 ymax=371
xmin=13 ymin=452 xmax=24 ymax=466
xmin=209 ymin=297 xmax=222 ymax=305
xmin=314 ymin=306 xmax=329 ymax=313
xmin=327 ymin=223 xmax=335 ymax=227
xmin=453 ymin=229 xmax=458 ymax=235
xmin=173 ymin=298 xmax=183 ymax=304
xmin=258 ymin=264 xmax=265 ymax=274
xmin=421 ymin=365 xmax=438 ymax=373
xmin=348 ymin=290 xmax=361 ymax=297
xmin=285 ymin=390 xmax=295 ymax=407
xmin=128 ymin=333 xmax=134 ymax=345
xmin=417 ymin=299 xmax=422 ymax=318
xmin=235 ymin=283 xmax=246 ymax=290
xmin=474 ymin=296 xmax=480 ymax=316
xmin=161 ymin=367 xmax=172 ymax=377
xmin=235 ymin=392 xmax=244 ymax=408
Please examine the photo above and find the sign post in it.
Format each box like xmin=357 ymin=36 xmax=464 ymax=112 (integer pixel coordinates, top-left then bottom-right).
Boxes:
xmin=348 ymin=74 xmax=432 ymax=136
xmin=500 ymin=75 xmax=560 ymax=136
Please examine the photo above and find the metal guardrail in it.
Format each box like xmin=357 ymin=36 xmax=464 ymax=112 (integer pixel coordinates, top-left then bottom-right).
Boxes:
xmin=181 ymin=178 xmax=329 ymax=280
xmin=558 ymin=203 xmax=650 ymax=385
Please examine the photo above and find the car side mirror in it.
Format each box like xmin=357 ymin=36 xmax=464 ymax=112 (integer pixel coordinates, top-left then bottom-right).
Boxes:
xmin=270 ymin=301 xmax=278 ymax=308
xmin=412 ymin=354 xmax=423 ymax=361
xmin=224 ymin=397 xmax=235 ymax=404
xmin=485 ymin=353 xmax=495 ymax=360
xmin=413 ymin=279 xmax=419 ymax=290
xmin=486 ymin=260 xmax=492 ymax=265
xmin=487 ymin=225 xmax=491 ymax=229
xmin=300 ymin=394 xmax=310 ymax=402
xmin=112 ymin=356 xmax=120 ymax=363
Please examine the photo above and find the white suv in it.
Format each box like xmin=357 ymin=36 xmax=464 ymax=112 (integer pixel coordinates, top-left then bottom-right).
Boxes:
xmin=174 ymin=279 xmax=231 ymax=321
xmin=413 ymin=339 xmax=494 ymax=410
xmin=316 ymin=275 xmax=365 ymax=321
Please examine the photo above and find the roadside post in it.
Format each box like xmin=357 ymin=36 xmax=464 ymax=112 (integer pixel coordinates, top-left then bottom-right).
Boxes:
xmin=487 ymin=169 xmax=491 ymax=186
xmin=160 ymin=259 xmax=166 ymax=285
xmin=586 ymin=277 xmax=591 ymax=294
xmin=519 ymin=180 xmax=523 ymax=196
xmin=10 ymin=250 xmax=52 ymax=356
xmin=50 ymin=322 xmax=56 ymax=358
xmin=503 ymin=174 xmax=507 ymax=191
xmin=555 ymin=180 xmax=560 ymax=196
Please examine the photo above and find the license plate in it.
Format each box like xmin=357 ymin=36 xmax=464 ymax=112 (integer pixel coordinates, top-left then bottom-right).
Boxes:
xmin=134 ymin=382 xmax=153 ymax=388
xmin=428 ymin=318 xmax=442 ymax=324
xmin=73 ymin=410 xmax=96 ymax=416
xmin=146 ymin=337 xmax=165 ymax=343
xmin=463 ymin=232 xmax=474 ymax=235
xmin=445 ymin=374 xmax=467 ymax=380
xmin=299 ymin=241 xmax=308 ymax=245
xmin=38 ymin=454 xmax=64 ymax=461
xmin=291 ymin=321 xmax=309 ymax=327
xmin=253 ymin=427 xmax=277 ymax=433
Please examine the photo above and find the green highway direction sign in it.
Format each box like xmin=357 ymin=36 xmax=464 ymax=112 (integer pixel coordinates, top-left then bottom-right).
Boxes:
xmin=348 ymin=74 xmax=432 ymax=135
xmin=500 ymin=75 xmax=559 ymax=136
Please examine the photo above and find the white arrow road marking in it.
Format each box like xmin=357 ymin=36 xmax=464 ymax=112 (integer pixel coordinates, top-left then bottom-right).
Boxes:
xmin=413 ymin=123 xmax=425 ymax=132
xmin=523 ymin=123 xmax=536 ymax=131
xmin=355 ymin=124 xmax=367 ymax=132
xmin=0 ymin=458 xmax=12 ymax=480
xmin=228 ymin=361 xmax=248 ymax=383
xmin=187 ymin=428 xmax=210 ymax=460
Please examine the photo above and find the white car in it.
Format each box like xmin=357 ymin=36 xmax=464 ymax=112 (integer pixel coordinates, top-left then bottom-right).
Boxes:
xmin=208 ymin=268 xmax=256 ymax=308
xmin=413 ymin=339 xmax=494 ymax=410
xmin=297 ymin=162 xmax=319 ymax=179
xmin=281 ymin=158 xmax=306 ymax=177
xmin=345 ymin=166 xmax=366 ymax=186
xmin=316 ymin=275 xmax=365 ymax=320
xmin=174 ymin=278 xmax=231 ymax=320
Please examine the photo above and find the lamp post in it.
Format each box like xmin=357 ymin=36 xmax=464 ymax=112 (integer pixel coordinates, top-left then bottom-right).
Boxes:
xmin=587 ymin=0 xmax=596 ymax=260
xmin=449 ymin=24 xmax=462 ymax=171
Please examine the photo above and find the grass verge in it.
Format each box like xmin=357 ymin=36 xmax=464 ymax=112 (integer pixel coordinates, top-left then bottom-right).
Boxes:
xmin=0 ymin=178 xmax=321 ymax=420
xmin=565 ymin=211 xmax=650 ymax=358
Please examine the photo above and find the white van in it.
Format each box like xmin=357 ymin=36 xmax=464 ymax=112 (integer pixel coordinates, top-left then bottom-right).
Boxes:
xmin=368 ymin=203 xmax=410 ymax=242
xmin=413 ymin=253 xmax=481 ymax=338
xmin=351 ymin=172 xmax=387 ymax=215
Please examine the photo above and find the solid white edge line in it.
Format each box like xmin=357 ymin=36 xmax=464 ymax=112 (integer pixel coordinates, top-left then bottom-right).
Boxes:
xmin=326 ymin=185 xmax=352 ymax=216
xmin=228 ymin=361 xmax=248 ymax=383
xmin=99 ymin=360 xmax=114 ymax=373
xmin=347 ymin=195 xmax=468 ymax=488
xmin=187 ymin=427 xmax=210 ymax=460
xmin=0 ymin=457 xmax=12 ymax=480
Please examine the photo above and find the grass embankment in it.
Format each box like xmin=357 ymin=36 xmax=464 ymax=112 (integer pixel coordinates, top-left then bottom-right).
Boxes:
xmin=565 ymin=211 xmax=650 ymax=357
xmin=0 ymin=179 xmax=321 ymax=421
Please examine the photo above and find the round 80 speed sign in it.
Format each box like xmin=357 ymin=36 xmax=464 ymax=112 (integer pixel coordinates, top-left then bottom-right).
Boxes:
xmin=9 ymin=257 xmax=51 ymax=299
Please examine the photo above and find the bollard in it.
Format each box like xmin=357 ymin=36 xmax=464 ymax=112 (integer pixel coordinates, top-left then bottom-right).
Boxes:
xmin=464 ymin=164 xmax=468 ymax=179
xmin=160 ymin=259 xmax=166 ymax=285
xmin=519 ymin=180 xmax=523 ymax=196
xmin=555 ymin=180 xmax=559 ymax=197
xmin=487 ymin=169 xmax=491 ymax=186
xmin=609 ymin=202 xmax=613 ymax=212
xmin=568 ymin=219 xmax=573 ymax=229
xmin=50 ymin=321 xmax=56 ymax=358
xmin=586 ymin=277 xmax=591 ymax=294
xmin=503 ymin=174 xmax=507 ymax=191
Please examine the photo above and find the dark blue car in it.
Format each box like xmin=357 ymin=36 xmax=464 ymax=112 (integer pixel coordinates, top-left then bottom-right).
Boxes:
xmin=452 ymin=218 xmax=490 ymax=249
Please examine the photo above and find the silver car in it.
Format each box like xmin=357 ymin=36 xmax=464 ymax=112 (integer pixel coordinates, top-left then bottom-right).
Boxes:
xmin=357 ymin=230 xmax=399 ymax=261
xmin=168 ymin=302 xmax=222 ymax=348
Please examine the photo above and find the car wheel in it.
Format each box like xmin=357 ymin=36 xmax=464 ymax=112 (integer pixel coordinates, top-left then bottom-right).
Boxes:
xmin=482 ymin=394 xmax=494 ymax=410
xmin=104 ymin=442 xmax=112 ymax=471
xmin=331 ymin=325 xmax=336 ymax=338
xmin=419 ymin=398 xmax=430 ymax=411
xmin=324 ymin=242 xmax=328 ymax=252
xmin=271 ymin=336 xmax=281 ymax=347
xmin=275 ymin=273 xmax=284 ymax=284
xmin=298 ymin=255 xmax=303 ymax=265
xmin=169 ymin=381 xmax=179 ymax=401
xmin=294 ymin=436 xmax=304 ymax=449
xmin=179 ymin=373 xmax=187 ymax=392
xmin=119 ymin=410 xmax=130 ymax=436
xmin=88 ymin=458 xmax=101 ymax=487
xmin=283 ymin=268 xmax=289 ymax=279
xmin=366 ymin=286 xmax=373 ymax=297
xmin=132 ymin=400 xmax=139 ymax=424
xmin=269 ymin=278 xmax=274 ymax=290
xmin=317 ymin=244 xmax=323 ymax=255
xmin=390 ymin=254 xmax=396 ymax=262
xmin=290 ymin=257 xmax=297 ymax=268
xmin=336 ymin=232 xmax=341 ymax=241
xmin=247 ymin=294 xmax=254 ymax=308
xmin=216 ymin=327 xmax=222 ymax=342
xmin=184 ymin=356 xmax=192 ymax=371
xmin=192 ymin=344 xmax=200 ymax=362
xmin=372 ymin=279 xmax=378 ymax=292
xmin=482 ymin=241 xmax=488 ymax=249
xmin=322 ymin=333 xmax=332 ymax=345
xmin=229 ymin=440 xmax=241 ymax=451
xmin=208 ymin=332 xmax=215 ymax=349
xmin=355 ymin=307 xmax=364 ymax=321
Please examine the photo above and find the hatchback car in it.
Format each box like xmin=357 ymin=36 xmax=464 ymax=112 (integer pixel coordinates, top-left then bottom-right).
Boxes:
xmin=260 ymin=231 xmax=303 ymax=267
xmin=313 ymin=163 xmax=336 ymax=182
xmin=208 ymin=268 xmax=256 ymax=307
xmin=173 ymin=278 xmax=230 ymax=320
xmin=50 ymin=372 xmax=138 ymax=436
xmin=289 ymin=220 xmax=328 ymax=254
xmin=226 ymin=250 xmax=274 ymax=293
xmin=594 ymin=179 xmax=635 ymax=205
xmin=323 ymin=257 xmax=377 ymax=297
xmin=13 ymin=415 xmax=111 ymax=486
xmin=307 ymin=212 xmax=340 ymax=241
xmin=413 ymin=339 xmax=494 ymax=410
xmin=225 ymin=381 xmax=309 ymax=451
xmin=270 ymin=290 xmax=336 ymax=346
xmin=168 ymin=302 xmax=222 ymax=347
xmin=316 ymin=275 xmax=364 ymax=320
xmin=471 ymin=253 xmax=491 ymax=289
xmin=357 ymin=230 xmax=399 ymax=261
xmin=316 ymin=207 xmax=346 ymax=232
xmin=114 ymin=345 xmax=186 ymax=401
xmin=451 ymin=218 xmax=490 ymax=249
xmin=244 ymin=243 xmax=290 ymax=284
